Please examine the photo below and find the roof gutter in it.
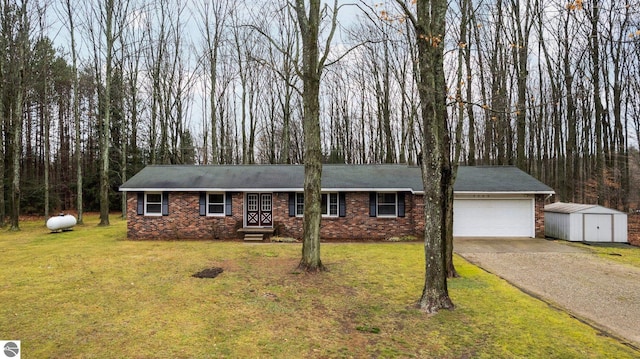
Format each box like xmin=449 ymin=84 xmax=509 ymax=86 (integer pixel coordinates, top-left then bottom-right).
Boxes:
xmin=118 ymin=187 xmax=417 ymax=193
xmin=412 ymin=190 xmax=556 ymax=195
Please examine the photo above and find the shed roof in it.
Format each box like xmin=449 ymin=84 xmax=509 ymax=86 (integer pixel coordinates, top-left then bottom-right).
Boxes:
xmin=544 ymin=202 xmax=625 ymax=214
xmin=119 ymin=164 xmax=554 ymax=194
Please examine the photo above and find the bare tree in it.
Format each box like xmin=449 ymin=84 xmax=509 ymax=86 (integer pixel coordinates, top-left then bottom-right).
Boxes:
xmin=396 ymin=0 xmax=454 ymax=313
xmin=35 ymin=4 xmax=51 ymax=223
xmin=6 ymin=0 xmax=30 ymax=231
xmin=294 ymin=0 xmax=340 ymax=272
xmin=195 ymin=0 xmax=229 ymax=164
xmin=62 ymin=0 xmax=84 ymax=224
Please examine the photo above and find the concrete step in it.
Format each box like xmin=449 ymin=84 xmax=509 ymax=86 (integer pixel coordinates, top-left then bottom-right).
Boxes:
xmin=244 ymin=233 xmax=264 ymax=241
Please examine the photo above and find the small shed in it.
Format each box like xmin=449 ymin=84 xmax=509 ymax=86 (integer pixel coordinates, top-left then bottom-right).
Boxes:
xmin=544 ymin=202 xmax=627 ymax=243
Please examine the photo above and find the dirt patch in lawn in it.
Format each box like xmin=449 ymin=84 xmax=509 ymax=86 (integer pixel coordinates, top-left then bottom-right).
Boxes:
xmin=192 ymin=267 xmax=224 ymax=278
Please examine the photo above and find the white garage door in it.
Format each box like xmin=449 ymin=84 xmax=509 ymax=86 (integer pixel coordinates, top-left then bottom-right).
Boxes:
xmin=453 ymin=198 xmax=534 ymax=237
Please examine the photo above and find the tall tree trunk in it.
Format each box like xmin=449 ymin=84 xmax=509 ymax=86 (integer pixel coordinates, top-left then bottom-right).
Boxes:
xmin=0 ymin=6 xmax=4 ymax=228
xmin=10 ymin=2 xmax=28 ymax=231
xmin=280 ymin=87 xmax=292 ymax=164
xmin=99 ymin=0 xmax=115 ymax=226
xmin=463 ymin=0 xmax=476 ymax=166
xmin=66 ymin=0 xmax=83 ymax=224
xmin=120 ymin=63 xmax=128 ymax=219
xmin=610 ymin=4 xmax=630 ymax=211
xmin=589 ymin=0 xmax=605 ymax=206
xmin=44 ymin=84 xmax=50 ymax=221
xmin=0 ymin=91 xmax=4 ymax=228
xmin=294 ymin=0 xmax=337 ymax=272
xmin=512 ymin=0 xmax=530 ymax=170
xmin=487 ymin=0 xmax=507 ymax=165
xmin=382 ymin=40 xmax=394 ymax=163
xmin=398 ymin=0 xmax=454 ymax=313
xmin=471 ymin=10 xmax=490 ymax=164
xmin=11 ymin=93 xmax=21 ymax=231
xmin=563 ymin=11 xmax=576 ymax=203
xmin=40 ymin=10 xmax=50 ymax=221
xmin=196 ymin=0 xmax=227 ymax=164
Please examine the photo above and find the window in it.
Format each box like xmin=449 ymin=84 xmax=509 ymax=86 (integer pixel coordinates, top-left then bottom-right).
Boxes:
xmin=145 ymin=192 xmax=162 ymax=216
xmin=247 ymin=193 xmax=258 ymax=212
xmin=295 ymin=193 xmax=304 ymax=216
xmin=322 ymin=193 xmax=338 ymax=217
xmin=377 ymin=192 xmax=397 ymax=217
xmin=296 ymin=192 xmax=338 ymax=217
xmin=261 ymin=194 xmax=272 ymax=212
xmin=207 ymin=193 xmax=225 ymax=216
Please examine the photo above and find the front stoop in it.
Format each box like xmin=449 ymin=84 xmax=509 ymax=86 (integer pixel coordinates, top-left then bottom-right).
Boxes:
xmin=244 ymin=233 xmax=265 ymax=241
xmin=238 ymin=227 xmax=275 ymax=241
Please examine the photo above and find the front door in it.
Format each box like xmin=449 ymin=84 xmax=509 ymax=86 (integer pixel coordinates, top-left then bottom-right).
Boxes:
xmin=246 ymin=193 xmax=273 ymax=227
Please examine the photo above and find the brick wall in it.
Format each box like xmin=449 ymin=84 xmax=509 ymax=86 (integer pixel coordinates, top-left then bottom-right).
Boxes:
xmin=127 ymin=192 xmax=243 ymax=240
xmin=126 ymin=191 xmax=547 ymax=241
xmin=535 ymin=194 xmax=546 ymax=238
xmin=126 ymin=191 xmax=424 ymax=240
xmin=274 ymin=192 xmax=423 ymax=240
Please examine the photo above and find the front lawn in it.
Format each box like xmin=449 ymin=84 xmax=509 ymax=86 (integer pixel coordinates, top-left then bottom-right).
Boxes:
xmin=1 ymin=216 xmax=637 ymax=358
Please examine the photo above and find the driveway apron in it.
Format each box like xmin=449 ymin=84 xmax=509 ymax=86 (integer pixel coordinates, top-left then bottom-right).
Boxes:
xmin=455 ymin=238 xmax=640 ymax=349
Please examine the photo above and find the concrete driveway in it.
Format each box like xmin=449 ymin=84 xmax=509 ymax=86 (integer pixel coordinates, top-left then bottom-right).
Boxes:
xmin=454 ymin=237 xmax=587 ymax=254
xmin=455 ymin=237 xmax=640 ymax=349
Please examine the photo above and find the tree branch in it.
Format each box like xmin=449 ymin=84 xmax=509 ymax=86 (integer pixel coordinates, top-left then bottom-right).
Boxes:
xmin=393 ymin=0 xmax=417 ymax=29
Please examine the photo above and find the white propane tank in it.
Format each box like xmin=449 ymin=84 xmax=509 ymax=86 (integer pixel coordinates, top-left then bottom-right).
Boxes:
xmin=46 ymin=214 xmax=77 ymax=232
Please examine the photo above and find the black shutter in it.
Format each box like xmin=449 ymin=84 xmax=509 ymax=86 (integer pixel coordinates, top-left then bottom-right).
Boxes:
xmin=288 ymin=192 xmax=295 ymax=217
xmin=199 ymin=192 xmax=206 ymax=216
xmin=162 ymin=192 xmax=169 ymax=216
xmin=225 ymin=192 xmax=233 ymax=216
xmin=369 ymin=192 xmax=377 ymax=217
xmin=397 ymin=192 xmax=405 ymax=217
xmin=339 ymin=193 xmax=346 ymax=217
xmin=137 ymin=192 xmax=144 ymax=215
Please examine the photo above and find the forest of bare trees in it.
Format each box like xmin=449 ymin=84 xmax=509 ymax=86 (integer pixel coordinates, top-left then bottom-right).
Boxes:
xmin=1 ymin=0 xmax=640 ymax=228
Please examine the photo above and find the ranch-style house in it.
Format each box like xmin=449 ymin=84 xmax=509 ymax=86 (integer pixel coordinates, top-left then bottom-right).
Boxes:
xmin=119 ymin=165 xmax=554 ymax=240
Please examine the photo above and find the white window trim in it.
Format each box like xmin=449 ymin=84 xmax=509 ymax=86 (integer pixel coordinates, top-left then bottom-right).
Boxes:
xmin=322 ymin=193 xmax=339 ymax=218
xmin=295 ymin=193 xmax=304 ymax=217
xmin=377 ymin=192 xmax=398 ymax=218
xmin=144 ymin=191 xmax=163 ymax=216
xmin=206 ymin=192 xmax=226 ymax=217
xmin=295 ymin=192 xmax=339 ymax=218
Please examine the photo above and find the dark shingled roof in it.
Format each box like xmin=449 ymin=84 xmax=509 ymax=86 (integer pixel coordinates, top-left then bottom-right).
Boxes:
xmin=119 ymin=165 xmax=554 ymax=194
xmin=454 ymin=166 xmax=554 ymax=193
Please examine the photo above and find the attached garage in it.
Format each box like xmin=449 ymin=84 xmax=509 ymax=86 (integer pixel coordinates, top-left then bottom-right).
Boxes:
xmin=544 ymin=202 xmax=627 ymax=243
xmin=454 ymin=196 xmax=534 ymax=237
xmin=453 ymin=167 xmax=555 ymax=238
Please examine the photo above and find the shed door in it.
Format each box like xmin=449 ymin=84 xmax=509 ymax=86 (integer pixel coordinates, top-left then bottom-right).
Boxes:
xmin=583 ymin=214 xmax=613 ymax=242
xmin=453 ymin=198 xmax=534 ymax=237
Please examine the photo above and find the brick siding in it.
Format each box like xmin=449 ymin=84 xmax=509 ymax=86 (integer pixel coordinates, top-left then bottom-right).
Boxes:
xmin=127 ymin=191 xmax=424 ymax=240
xmin=628 ymin=213 xmax=640 ymax=246
xmin=127 ymin=192 xmax=243 ymax=240
xmin=535 ymin=194 xmax=546 ymax=238
xmin=273 ymin=192 xmax=423 ymax=240
xmin=126 ymin=191 xmax=547 ymax=241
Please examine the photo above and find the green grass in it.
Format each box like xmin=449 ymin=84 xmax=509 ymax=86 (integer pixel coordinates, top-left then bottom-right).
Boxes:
xmin=564 ymin=242 xmax=640 ymax=268
xmin=1 ymin=216 xmax=638 ymax=358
